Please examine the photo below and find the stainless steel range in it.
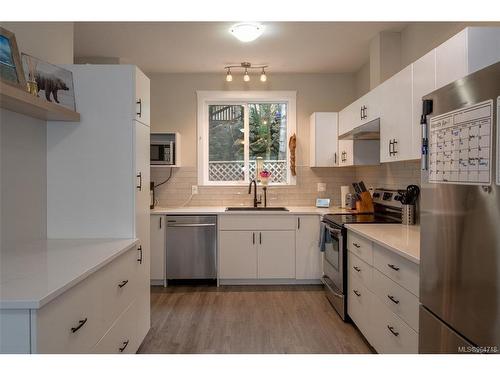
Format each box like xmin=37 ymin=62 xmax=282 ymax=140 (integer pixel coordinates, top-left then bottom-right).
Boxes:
xmin=321 ymin=188 xmax=404 ymax=320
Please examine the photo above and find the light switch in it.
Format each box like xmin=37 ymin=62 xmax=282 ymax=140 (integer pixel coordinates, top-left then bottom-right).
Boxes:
xmin=317 ymin=183 xmax=326 ymax=192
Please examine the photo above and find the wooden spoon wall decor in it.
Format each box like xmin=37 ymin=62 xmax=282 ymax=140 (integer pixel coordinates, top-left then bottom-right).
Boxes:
xmin=289 ymin=133 xmax=296 ymax=176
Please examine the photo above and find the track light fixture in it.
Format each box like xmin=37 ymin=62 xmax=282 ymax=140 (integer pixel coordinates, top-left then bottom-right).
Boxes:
xmin=224 ymin=62 xmax=269 ymax=83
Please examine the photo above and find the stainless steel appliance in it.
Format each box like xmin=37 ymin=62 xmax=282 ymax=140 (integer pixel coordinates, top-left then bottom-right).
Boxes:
xmin=166 ymin=216 xmax=217 ymax=280
xmin=150 ymin=140 xmax=175 ymax=165
xmin=419 ymin=62 xmax=500 ymax=353
xmin=321 ymin=188 xmax=404 ymax=320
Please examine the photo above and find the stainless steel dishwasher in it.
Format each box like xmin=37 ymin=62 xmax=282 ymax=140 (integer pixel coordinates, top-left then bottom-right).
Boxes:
xmin=165 ymin=215 xmax=217 ymax=280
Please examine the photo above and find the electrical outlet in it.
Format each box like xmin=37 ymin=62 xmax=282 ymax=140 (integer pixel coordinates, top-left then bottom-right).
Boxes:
xmin=317 ymin=183 xmax=326 ymax=192
xmin=191 ymin=185 xmax=198 ymax=195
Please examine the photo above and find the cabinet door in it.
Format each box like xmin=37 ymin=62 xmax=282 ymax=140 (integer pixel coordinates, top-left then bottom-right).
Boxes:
xmin=379 ymin=66 xmax=413 ymax=162
xmin=411 ymin=50 xmax=436 ymax=160
xmin=258 ymin=231 xmax=296 ymax=279
xmin=135 ymin=68 xmax=150 ymax=126
xmin=150 ymin=215 xmax=166 ymax=282
xmin=339 ymin=98 xmax=362 ymax=136
xmin=309 ymin=113 xmax=339 ymax=167
xmin=134 ymin=121 xmax=151 ymax=342
xmin=295 ymin=216 xmax=322 ymax=280
xmin=219 ymin=231 xmax=257 ymax=279
xmin=338 ymin=140 xmax=353 ymax=166
xmin=435 ymin=29 xmax=467 ymax=89
xmin=361 ymin=86 xmax=382 ymax=126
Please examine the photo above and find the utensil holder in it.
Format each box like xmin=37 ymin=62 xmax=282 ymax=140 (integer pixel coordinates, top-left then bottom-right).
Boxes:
xmin=402 ymin=204 xmax=416 ymax=225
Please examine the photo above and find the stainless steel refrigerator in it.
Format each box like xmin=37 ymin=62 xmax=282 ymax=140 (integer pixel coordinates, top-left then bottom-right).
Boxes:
xmin=419 ymin=61 xmax=500 ymax=353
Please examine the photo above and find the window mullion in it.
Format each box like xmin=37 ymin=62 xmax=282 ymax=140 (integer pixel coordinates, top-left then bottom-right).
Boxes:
xmin=243 ymin=103 xmax=250 ymax=182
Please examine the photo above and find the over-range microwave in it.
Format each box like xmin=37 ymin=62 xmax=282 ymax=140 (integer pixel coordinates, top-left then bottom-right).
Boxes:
xmin=151 ymin=141 xmax=175 ymax=165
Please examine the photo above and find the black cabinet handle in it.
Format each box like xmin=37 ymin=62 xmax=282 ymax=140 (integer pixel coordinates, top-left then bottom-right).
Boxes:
xmin=387 ymin=295 xmax=400 ymax=304
xmin=159 ymin=216 xmax=162 ymax=229
xmin=353 ymin=266 xmax=361 ymax=272
xmin=393 ymin=139 xmax=398 ymax=154
xmin=364 ymin=106 xmax=367 ymax=119
xmin=118 ymin=280 xmax=129 ymax=288
xmin=360 ymin=106 xmax=363 ymax=120
xmin=119 ymin=339 xmax=130 ymax=352
xmin=352 ymin=242 xmax=361 ymax=248
xmin=252 ymin=232 xmax=255 ymax=245
xmin=353 ymin=289 xmax=361 ymax=297
xmin=136 ymin=172 xmax=142 ymax=191
xmin=389 ymin=139 xmax=393 ymax=156
xmin=259 ymin=232 xmax=262 ymax=244
xmin=334 ymin=152 xmax=337 ymax=164
xmin=137 ymin=245 xmax=143 ymax=264
xmin=136 ymin=99 xmax=142 ymax=118
xmin=71 ymin=318 xmax=88 ymax=333
xmin=387 ymin=264 xmax=400 ymax=271
xmin=297 ymin=217 xmax=301 ymax=230
xmin=387 ymin=325 xmax=399 ymax=337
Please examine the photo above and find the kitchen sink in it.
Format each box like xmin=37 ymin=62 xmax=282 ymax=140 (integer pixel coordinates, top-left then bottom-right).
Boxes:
xmin=225 ymin=207 xmax=289 ymax=212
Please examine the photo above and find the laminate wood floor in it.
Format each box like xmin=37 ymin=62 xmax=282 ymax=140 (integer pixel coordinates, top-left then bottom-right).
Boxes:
xmin=138 ymin=285 xmax=373 ymax=354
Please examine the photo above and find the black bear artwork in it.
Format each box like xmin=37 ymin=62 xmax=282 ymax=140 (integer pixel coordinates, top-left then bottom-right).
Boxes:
xmin=35 ymin=72 xmax=69 ymax=103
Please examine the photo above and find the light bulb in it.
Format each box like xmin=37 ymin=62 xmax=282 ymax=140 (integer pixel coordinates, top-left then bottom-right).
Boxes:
xmin=260 ymin=69 xmax=267 ymax=82
xmin=230 ymin=23 xmax=265 ymax=43
xmin=226 ymin=69 xmax=233 ymax=82
xmin=243 ymin=69 xmax=250 ymax=82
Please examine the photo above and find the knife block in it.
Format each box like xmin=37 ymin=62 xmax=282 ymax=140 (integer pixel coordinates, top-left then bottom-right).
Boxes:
xmin=355 ymin=192 xmax=374 ymax=213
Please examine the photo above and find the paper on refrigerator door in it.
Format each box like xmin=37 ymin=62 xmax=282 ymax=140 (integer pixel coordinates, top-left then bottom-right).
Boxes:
xmin=428 ymin=99 xmax=493 ymax=185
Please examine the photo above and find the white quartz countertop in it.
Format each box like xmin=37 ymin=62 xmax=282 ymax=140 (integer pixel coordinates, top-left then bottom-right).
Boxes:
xmin=345 ymin=224 xmax=420 ymax=264
xmin=0 ymin=238 xmax=138 ymax=309
xmin=151 ymin=206 xmax=355 ymax=215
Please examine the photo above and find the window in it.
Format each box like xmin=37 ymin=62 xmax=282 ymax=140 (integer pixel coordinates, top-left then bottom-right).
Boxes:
xmin=197 ymin=91 xmax=296 ymax=186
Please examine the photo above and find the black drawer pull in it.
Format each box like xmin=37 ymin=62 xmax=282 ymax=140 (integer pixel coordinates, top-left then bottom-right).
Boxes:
xmin=353 ymin=266 xmax=361 ymax=272
xmin=137 ymin=245 xmax=143 ymax=264
xmin=387 ymin=325 xmax=399 ymax=337
xmin=352 ymin=243 xmax=361 ymax=248
xmin=71 ymin=318 xmax=88 ymax=333
xmin=387 ymin=295 xmax=400 ymax=304
xmin=353 ymin=289 xmax=361 ymax=297
xmin=387 ymin=264 xmax=400 ymax=271
xmin=119 ymin=339 xmax=130 ymax=352
xmin=118 ymin=280 xmax=129 ymax=288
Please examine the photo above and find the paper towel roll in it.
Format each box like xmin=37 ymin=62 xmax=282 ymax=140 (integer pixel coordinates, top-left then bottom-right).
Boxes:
xmin=341 ymin=186 xmax=350 ymax=208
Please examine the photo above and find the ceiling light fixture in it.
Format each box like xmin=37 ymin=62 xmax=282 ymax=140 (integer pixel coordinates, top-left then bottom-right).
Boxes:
xmin=229 ymin=23 xmax=265 ymax=42
xmin=224 ymin=62 xmax=268 ymax=83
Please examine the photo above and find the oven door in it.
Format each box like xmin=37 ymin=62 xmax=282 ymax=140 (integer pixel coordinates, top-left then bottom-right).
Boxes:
xmin=321 ymin=223 xmax=346 ymax=320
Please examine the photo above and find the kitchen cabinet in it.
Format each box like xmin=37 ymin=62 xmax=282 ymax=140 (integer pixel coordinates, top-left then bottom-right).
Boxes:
xmin=150 ymin=215 xmax=166 ymax=283
xmin=258 ymin=231 xmax=296 ymax=279
xmin=219 ymin=231 xmax=258 ymax=279
xmin=309 ymin=112 xmax=339 ymax=167
xmin=379 ymin=65 xmax=413 ymax=162
xmin=295 ymin=216 xmax=322 ymax=280
xmin=338 ymin=139 xmax=379 ymax=167
xmin=435 ymin=27 xmax=500 ymax=89
xmin=346 ymin=229 xmax=419 ymax=353
xmin=135 ymin=68 xmax=150 ymax=126
xmin=411 ymin=50 xmax=436 ymax=160
xmin=338 ymin=88 xmax=381 ymax=137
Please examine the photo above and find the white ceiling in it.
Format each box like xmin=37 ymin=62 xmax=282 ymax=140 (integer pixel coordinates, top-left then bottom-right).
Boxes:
xmin=74 ymin=22 xmax=408 ymax=74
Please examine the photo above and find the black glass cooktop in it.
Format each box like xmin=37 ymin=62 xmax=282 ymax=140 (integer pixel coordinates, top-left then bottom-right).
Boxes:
xmin=323 ymin=213 xmax=401 ymax=227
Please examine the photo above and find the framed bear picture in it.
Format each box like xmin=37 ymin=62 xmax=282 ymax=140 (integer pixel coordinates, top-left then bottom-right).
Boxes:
xmin=21 ymin=53 xmax=76 ymax=111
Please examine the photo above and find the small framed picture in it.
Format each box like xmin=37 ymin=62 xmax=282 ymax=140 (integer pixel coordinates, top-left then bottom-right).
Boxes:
xmin=21 ymin=53 xmax=76 ymax=111
xmin=0 ymin=27 xmax=26 ymax=89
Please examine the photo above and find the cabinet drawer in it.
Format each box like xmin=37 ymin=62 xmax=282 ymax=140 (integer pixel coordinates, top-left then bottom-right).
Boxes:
xmin=347 ymin=231 xmax=373 ymax=264
xmin=35 ymin=272 xmax=102 ymax=353
xmin=373 ymin=244 xmax=419 ymax=296
xmin=98 ymin=247 xmax=139 ymax=329
xmin=369 ymin=293 xmax=418 ymax=354
xmin=219 ymin=215 xmax=295 ymax=231
xmin=372 ymin=268 xmax=419 ymax=331
xmin=348 ymin=251 xmax=372 ymax=287
xmin=92 ymin=299 xmax=138 ymax=354
xmin=347 ymin=271 xmax=371 ymax=338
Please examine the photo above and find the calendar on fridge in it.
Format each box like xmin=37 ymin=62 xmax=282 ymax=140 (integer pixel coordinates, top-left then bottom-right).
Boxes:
xmin=428 ymin=99 xmax=493 ymax=185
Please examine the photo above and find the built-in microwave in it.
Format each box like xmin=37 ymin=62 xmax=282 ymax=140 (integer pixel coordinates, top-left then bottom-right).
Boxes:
xmin=151 ymin=141 xmax=175 ymax=165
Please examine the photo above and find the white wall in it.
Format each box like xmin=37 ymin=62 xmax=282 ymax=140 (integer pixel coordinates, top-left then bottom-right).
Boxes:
xmin=0 ymin=22 xmax=74 ymax=251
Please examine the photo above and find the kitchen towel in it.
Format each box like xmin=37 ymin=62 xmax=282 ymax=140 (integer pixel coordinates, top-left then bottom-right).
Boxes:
xmin=318 ymin=222 xmax=332 ymax=252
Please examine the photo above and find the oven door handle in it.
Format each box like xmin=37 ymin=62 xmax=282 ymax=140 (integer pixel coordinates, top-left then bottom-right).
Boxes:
xmin=321 ymin=275 xmax=344 ymax=298
xmin=322 ymin=222 xmax=342 ymax=236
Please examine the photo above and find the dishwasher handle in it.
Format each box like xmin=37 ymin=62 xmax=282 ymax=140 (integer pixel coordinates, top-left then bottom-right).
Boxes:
xmin=167 ymin=223 xmax=216 ymax=228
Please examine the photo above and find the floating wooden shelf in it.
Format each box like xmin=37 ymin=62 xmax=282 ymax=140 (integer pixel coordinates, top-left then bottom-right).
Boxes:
xmin=0 ymin=82 xmax=80 ymax=122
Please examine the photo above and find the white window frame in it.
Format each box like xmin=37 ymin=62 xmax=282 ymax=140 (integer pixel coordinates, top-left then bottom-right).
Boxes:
xmin=197 ymin=90 xmax=297 ymax=186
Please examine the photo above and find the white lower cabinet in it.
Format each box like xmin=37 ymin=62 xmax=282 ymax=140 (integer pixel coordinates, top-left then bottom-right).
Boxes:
xmin=219 ymin=214 xmax=324 ymax=283
xmin=5 ymin=244 xmax=150 ymax=354
xmin=347 ymin=229 xmax=419 ymax=353
xmin=150 ymin=215 xmax=166 ymax=283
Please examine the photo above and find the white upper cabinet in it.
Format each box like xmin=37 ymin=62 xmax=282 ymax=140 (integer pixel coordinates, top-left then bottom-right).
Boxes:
xmin=339 ymin=97 xmax=362 ymax=136
xmin=379 ymin=65 xmax=413 ymax=163
xmin=435 ymin=27 xmax=500 ymax=89
xmin=339 ymin=88 xmax=381 ymax=136
xmin=135 ymin=68 xmax=150 ymax=126
xmin=411 ymin=50 xmax=436 ymax=160
xmin=309 ymin=112 xmax=339 ymax=167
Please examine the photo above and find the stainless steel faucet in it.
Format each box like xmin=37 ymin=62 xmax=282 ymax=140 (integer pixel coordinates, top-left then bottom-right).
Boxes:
xmin=248 ymin=180 xmax=261 ymax=208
